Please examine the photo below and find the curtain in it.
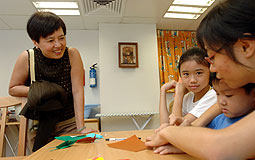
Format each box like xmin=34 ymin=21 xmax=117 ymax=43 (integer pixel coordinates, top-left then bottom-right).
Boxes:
xmin=157 ymin=30 xmax=198 ymax=87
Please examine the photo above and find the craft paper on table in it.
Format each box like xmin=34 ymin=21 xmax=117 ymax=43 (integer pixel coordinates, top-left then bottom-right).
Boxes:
xmin=107 ymin=135 xmax=146 ymax=152
xmin=87 ymin=155 xmax=104 ymax=160
xmin=77 ymin=136 xmax=96 ymax=143
xmin=55 ymin=133 xmax=103 ymax=141
xmin=86 ymin=133 xmax=103 ymax=139
xmin=51 ymin=140 xmax=76 ymax=151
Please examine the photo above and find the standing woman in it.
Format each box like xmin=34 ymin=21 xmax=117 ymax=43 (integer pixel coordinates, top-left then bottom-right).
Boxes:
xmin=9 ymin=12 xmax=96 ymax=151
xmin=145 ymin=0 xmax=255 ymax=159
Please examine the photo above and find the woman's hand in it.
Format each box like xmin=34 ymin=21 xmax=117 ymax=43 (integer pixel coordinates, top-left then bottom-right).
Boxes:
xmin=154 ymin=144 xmax=184 ymax=155
xmin=155 ymin=123 xmax=169 ymax=133
xmin=145 ymin=131 xmax=168 ymax=148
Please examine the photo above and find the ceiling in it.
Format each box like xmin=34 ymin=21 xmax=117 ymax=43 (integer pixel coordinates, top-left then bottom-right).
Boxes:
xmin=0 ymin=0 xmax=219 ymax=30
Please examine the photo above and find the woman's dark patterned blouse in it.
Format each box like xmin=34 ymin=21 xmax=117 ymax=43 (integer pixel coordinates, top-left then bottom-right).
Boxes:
xmin=26 ymin=47 xmax=75 ymax=121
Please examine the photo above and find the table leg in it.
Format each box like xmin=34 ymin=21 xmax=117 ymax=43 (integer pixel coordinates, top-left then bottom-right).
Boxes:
xmin=130 ymin=115 xmax=153 ymax=130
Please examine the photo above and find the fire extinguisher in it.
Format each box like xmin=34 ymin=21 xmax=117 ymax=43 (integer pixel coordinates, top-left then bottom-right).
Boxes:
xmin=89 ymin=63 xmax=97 ymax=88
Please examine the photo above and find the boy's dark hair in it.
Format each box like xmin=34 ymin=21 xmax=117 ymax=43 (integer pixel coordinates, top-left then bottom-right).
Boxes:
xmin=178 ymin=47 xmax=209 ymax=73
xmin=211 ymin=72 xmax=255 ymax=94
xmin=27 ymin=12 xmax=66 ymax=43
xmin=196 ymin=0 xmax=255 ymax=66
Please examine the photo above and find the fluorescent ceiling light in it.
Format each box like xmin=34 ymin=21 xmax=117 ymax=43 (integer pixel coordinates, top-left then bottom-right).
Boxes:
xmin=172 ymin=0 xmax=215 ymax=6
xmin=38 ymin=9 xmax=80 ymax=15
xmin=164 ymin=13 xmax=200 ymax=19
xmin=33 ymin=2 xmax=78 ymax=8
xmin=168 ymin=6 xmax=206 ymax=13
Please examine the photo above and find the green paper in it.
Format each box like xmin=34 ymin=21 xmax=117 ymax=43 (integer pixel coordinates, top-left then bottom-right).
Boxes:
xmin=51 ymin=140 xmax=76 ymax=151
xmin=56 ymin=140 xmax=76 ymax=149
xmin=55 ymin=135 xmax=87 ymax=141
xmin=55 ymin=133 xmax=103 ymax=141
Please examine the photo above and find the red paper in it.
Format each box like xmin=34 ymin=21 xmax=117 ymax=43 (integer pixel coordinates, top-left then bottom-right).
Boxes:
xmin=76 ymin=136 xmax=96 ymax=143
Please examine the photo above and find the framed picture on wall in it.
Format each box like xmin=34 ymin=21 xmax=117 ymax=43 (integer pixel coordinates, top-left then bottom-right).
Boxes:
xmin=118 ymin=42 xmax=138 ymax=68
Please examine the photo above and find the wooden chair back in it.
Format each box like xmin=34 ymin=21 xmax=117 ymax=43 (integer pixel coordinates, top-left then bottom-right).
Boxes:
xmin=0 ymin=96 xmax=27 ymax=157
xmin=168 ymin=100 xmax=174 ymax=114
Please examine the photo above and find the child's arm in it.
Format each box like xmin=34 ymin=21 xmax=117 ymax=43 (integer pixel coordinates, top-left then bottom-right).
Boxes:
xmin=171 ymin=82 xmax=187 ymax=117
xmin=182 ymin=113 xmax=197 ymax=124
xmin=167 ymin=82 xmax=188 ymax=126
xmin=180 ymin=89 xmax=217 ymax=126
xmin=159 ymin=80 xmax=177 ymax=124
xmin=191 ymin=103 xmax=221 ymax=127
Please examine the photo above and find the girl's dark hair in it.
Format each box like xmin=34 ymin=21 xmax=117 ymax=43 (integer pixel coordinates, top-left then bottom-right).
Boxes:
xmin=27 ymin=12 xmax=66 ymax=43
xmin=178 ymin=47 xmax=209 ymax=72
xmin=196 ymin=0 xmax=255 ymax=65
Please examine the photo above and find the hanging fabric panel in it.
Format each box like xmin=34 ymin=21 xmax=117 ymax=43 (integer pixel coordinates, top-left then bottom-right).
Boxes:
xmin=157 ymin=30 xmax=198 ymax=87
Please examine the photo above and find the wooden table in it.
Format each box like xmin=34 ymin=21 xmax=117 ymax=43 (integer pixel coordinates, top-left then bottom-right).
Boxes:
xmin=24 ymin=130 xmax=197 ymax=160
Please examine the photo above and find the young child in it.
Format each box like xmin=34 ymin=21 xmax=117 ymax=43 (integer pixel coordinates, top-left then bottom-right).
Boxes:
xmin=207 ymin=74 xmax=255 ymax=129
xmin=159 ymin=47 xmax=217 ymax=127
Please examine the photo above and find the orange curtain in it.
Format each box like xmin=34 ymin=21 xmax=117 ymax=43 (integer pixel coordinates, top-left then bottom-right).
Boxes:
xmin=157 ymin=30 xmax=198 ymax=86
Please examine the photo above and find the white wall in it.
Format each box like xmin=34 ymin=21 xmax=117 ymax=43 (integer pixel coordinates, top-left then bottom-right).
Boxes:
xmin=99 ymin=24 xmax=161 ymax=131
xmin=0 ymin=31 xmax=33 ymax=97
xmin=67 ymin=30 xmax=100 ymax=105
xmin=0 ymin=30 xmax=100 ymax=105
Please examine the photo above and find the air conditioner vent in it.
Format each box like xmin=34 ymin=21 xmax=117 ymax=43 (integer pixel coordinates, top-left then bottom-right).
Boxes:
xmin=93 ymin=0 xmax=115 ymax=5
xmin=83 ymin=0 xmax=123 ymax=15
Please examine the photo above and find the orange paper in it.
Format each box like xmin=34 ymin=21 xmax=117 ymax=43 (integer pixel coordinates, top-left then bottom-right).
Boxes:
xmin=107 ymin=135 xmax=146 ymax=152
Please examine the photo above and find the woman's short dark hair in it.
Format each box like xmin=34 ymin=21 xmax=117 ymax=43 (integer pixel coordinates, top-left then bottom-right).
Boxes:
xmin=178 ymin=47 xmax=209 ymax=73
xmin=27 ymin=12 xmax=66 ymax=43
xmin=196 ymin=0 xmax=255 ymax=65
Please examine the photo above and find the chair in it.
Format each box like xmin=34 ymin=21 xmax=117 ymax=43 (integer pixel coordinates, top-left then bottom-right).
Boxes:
xmin=168 ymin=100 xmax=174 ymax=114
xmin=84 ymin=118 xmax=100 ymax=131
xmin=0 ymin=96 xmax=27 ymax=157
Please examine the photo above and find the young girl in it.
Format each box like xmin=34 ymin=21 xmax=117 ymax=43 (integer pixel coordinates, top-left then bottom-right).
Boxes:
xmin=159 ymin=47 xmax=217 ymax=127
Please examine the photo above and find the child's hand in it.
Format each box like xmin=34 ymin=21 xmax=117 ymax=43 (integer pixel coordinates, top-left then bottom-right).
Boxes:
xmin=169 ymin=114 xmax=185 ymax=126
xmin=169 ymin=114 xmax=192 ymax=126
xmin=161 ymin=80 xmax=177 ymax=92
xmin=175 ymin=82 xmax=188 ymax=96
xmin=153 ymin=144 xmax=185 ymax=155
xmin=155 ymin=123 xmax=169 ymax=133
